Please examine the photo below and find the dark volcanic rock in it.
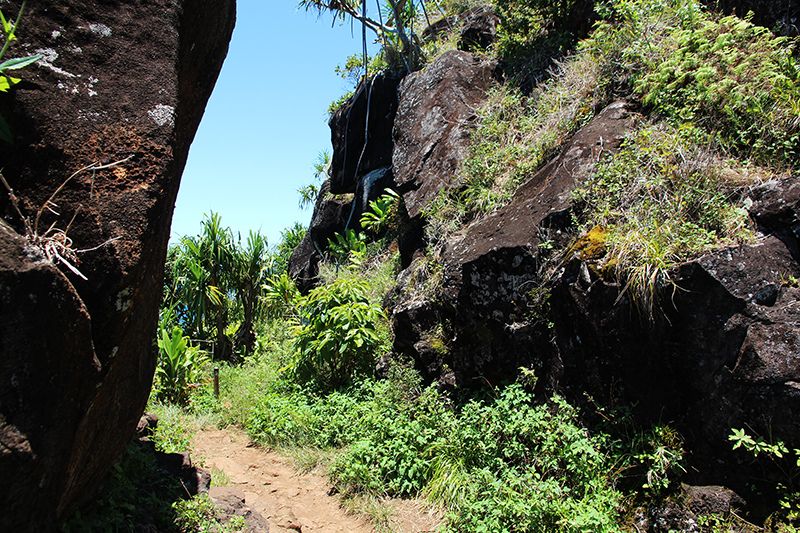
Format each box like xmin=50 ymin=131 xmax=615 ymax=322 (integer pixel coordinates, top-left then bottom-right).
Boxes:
xmin=209 ymin=487 xmax=270 ymax=533
xmin=549 ymin=217 xmax=800 ymax=489
xmin=0 ymin=1 xmax=234 ymax=531
xmin=288 ymin=179 xmax=351 ymax=293
xmin=329 ymin=70 xmax=405 ymax=194
xmin=392 ymin=50 xmax=498 ymax=218
xmin=458 ymin=5 xmax=500 ymax=51
xmin=436 ymin=100 xmax=638 ymax=384
xmin=289 ymin=169 xmax=396 ymax=293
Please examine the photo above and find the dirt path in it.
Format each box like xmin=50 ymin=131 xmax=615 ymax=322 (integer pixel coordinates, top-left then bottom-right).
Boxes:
xmin=192 ymin=426 xmax=443 ymax=533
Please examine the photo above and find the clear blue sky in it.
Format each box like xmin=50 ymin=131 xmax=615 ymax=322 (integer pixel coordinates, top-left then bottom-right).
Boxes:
xmin=171 ymin=1 xmax=378 ymax=247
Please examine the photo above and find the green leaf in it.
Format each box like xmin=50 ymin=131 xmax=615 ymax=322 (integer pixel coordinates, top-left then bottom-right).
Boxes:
xmin=0 ymin=10 xmax=12 ymax=37
xmin=0 ymin=113 xmax=12 ymax=144
xmin=0 ymin=74 xmax=20 ymax=91
xmin=0 ymin=53 xmax=43 ymax=72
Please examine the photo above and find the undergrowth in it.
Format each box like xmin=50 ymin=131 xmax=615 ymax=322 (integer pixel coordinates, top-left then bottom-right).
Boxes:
xmin=245 ymin=360 xmax=627 ymax=532
xmin=572 ymin=122 xmax=762 ymax=315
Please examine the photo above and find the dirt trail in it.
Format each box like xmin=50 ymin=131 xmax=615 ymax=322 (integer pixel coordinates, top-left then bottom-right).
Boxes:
xmin=192 ymin=427 xmax=442 ymax=533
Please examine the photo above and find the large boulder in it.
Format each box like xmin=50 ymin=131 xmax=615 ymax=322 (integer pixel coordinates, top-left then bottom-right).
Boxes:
xmin=549 ymin=225 xmax=800 ymax=490
xmin=392 ymin=50 xmax=498 ymax=218
xmin=433 ymin=100 xmax=638 ymax=384
xmin=0 ymin=1 xmax=234 ymax=530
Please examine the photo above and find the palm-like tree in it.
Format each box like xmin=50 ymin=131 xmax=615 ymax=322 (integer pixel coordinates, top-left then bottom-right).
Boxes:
xmin=197 ymin=213 xmax=234 ymax=361
xmin=299 ymin=0 xmax=418 ymax=68
xmin=230 ymin=230 xmax=273 ymax=358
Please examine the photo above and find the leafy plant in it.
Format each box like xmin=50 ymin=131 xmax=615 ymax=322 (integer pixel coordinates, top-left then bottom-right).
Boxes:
xmin=264 ymin=271 xmax=301 ymax=319
xmin=172 ymin=494 xmax=247 ymax=533
xmin=274 ymin=222 xmax=307 ymax=273
xmin=730 ymin=427 xmax=800 ymax=522
xmin=327 ymin=228 xmax=368 ymax=264
xmin=60 ymin=440 xmax=184 ymax=533
xmin=291 ymin=277 xmax=387 ymax=390
xmin=588 ymin=396 xmax=686 ymax=498
xmin=229 ymin=230 xmax=274 ymax=358
xmin=360 ymin=188 xmax=400 ymax=234
xmin=427 ymin=384 xmax=622 ymax=532
xmin=155 ymin=325 xmax=208 ymax=405
xmin=496 ymin=0 xmax=591 ymax=67
xmin=0 ymin=0 xmax=43 ymax=143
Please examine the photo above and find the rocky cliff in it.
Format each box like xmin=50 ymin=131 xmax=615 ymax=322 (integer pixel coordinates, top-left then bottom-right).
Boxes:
xmin=0 ymin=1 xmax=234 ymax=530
xmin=292 ymin=2 xmax=800 ymax=506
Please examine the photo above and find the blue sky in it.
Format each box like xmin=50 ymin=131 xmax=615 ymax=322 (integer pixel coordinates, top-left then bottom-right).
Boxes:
xmin=171 ymin=1 xmax=378 ymax=247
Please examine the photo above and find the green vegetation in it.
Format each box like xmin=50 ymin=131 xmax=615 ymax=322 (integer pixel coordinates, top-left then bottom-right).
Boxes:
xmin=0 ymin=0 xmax=42 ymax=143
xmin=155 ymin=324 xmax=209 ymax=405
xmin=245 ymin=361 xmax=626 ymax=531
xmin=572 ymin=122 xmax=758 ymax=314
xmin=291 ymin=277 xmax=389 ymax=390
xmin=731 ymin=428 xmax=800 ymax=527
xmin=80 ymin=0 xmax=800 ymax=530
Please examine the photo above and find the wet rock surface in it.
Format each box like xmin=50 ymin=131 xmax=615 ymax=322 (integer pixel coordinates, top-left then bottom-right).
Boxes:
xmin=329 ymin=70 xmax=405 ymax=194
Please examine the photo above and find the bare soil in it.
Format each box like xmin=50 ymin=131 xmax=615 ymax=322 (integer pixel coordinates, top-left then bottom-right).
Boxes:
xmin=192 ymin=426 xmax=443 ymax=533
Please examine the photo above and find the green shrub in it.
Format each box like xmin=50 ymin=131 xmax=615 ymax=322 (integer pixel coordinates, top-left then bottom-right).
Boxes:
xmin=327 ymin=382 xmax=449 ymax=496
xmin=360 ymin=188 xmax=400 ymax=234
xmin=327 ymin=229 xmax=368 ymax=264
xmin=155 ymin=326 xmax=209 ymax=405
xmin=573 ymin=122 xmax=758 ymax=315
xmin=429 ymin=384 xmax=622 ymax=532
xmin=636 ymin=13 xmax=800 ymax=166
xmin=583 ymin=0 xmax=800 ymax=167
xmin=148 ymin=403 xmax=198 ymax=454
xmin=291 ymin=277 xmax=387 ymax=390
xmin=247 ymin=387 xmax=318 ymax=446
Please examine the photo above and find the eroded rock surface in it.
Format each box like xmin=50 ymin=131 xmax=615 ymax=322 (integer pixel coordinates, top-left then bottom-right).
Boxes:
xmin=288 ymin=179 xmax=352 ymax=293
xmin=392 ymin=50 xmax=497 ymax=218
xmin=428 ymin=100 xmax=638 ymax=383
xmin=0 ymin=1 xmax=234 ymax=530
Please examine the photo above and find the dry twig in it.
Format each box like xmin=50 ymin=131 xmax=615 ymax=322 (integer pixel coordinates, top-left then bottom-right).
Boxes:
xmin=0 ymin=155 xmax=133 ymax=279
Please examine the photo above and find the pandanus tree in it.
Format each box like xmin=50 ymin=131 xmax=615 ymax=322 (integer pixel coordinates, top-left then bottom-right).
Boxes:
xmin=298 ymin=0 xmax=426 ymax=70
xmin=230 ymin=230 xmax=273 ymax=358
xmin=165 ymin=212 xmax=234 ymax=361
xmin=195 ymin=212 xmax=235 ymax=361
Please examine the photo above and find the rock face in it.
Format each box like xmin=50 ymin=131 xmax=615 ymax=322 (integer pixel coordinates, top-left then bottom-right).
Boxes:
xmin=288 ymin=179 xmax=352 ymax=293
xmin=428 ymin=100 xmax=638 ymax=383
xmin=392 ymin=50 xmax=497 ymax=218
xmin=550 ymin=231 xmax=800 ymax=477
xmin=0 ymin=1 xmax=235 ymax=531
xmin=329 ymin=70 xmax=405 ymax=194
xmin=299 ymin=4 xmax=800 ymax=501
xmin=389 ymin=90 xmax=800 ymax=491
